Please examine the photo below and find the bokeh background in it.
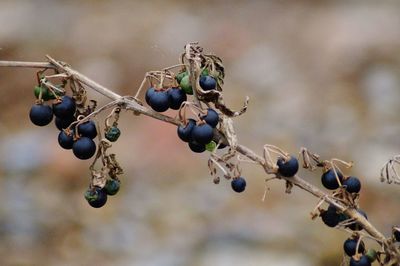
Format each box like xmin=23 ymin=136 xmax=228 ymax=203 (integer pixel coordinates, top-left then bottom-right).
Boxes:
xmin=1 ymin=1 xmax=400 ymax=265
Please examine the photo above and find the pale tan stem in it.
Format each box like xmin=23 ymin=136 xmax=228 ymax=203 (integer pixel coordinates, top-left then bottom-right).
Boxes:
xmin=0 ymin=58 xmax=398 ymax=262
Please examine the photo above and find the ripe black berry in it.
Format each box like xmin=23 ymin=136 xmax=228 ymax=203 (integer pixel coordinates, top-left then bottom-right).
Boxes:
xmin=191 ymin=123 xmax=214 ymax=145
xmin=104 ymin=179 xmax=120 ymax=196
xmin=348 ymin=209 xmax=368 ymax=231
xmin=148 ymin=90 xmax=169 ymax=112
xmin=350 ymin=255 xmax=371 ymax=266
xmin=277 ymin=156 xmax=299 ymax=177
xmin=199 ymin=75 xmax=217 ymax=91
xmin=394 ymin=229 xmax=400 ymax=242
xmin=177 ymin=119 xmax=196 ymax=142
xmin=145 ymin=87 xmax=156 ymax=105
xmin=343 ymin=238 xmax=365 ymax=256
xmin=58 ymin=130 xmax=74 ymax=150
xmin=52 ymin=96 xmax=76 ymax=119
xmin=188 ymin=141 xmax=205 ymax=153
xmin=321 ymin=169 xmax=343 ymax=190
xmin=201 ymin=108 xmax=219 ymax=128
xmin=55 ymin=116 xmax=75 ymax=130
xmin=72 ymin=137 xmax=97 ymax=160
xmin=84 ymin=187 xmax=107 ymax=208
xmin=343 ymin=176 xmax=361 ymax=193
xmin=167 ymin=87 xmax=187 ymax=110
xmin=231 ymin=177 xmax=246 ymax=193
xmin=29 ymin=103 xmax=54 ymax=126
xmin=105 ymin=126 xmax=121 ymax=142
xmin=77 ymin=120 xmax=97 ymax=139
xmin=321 ymin=206 xmax=340 ymax=227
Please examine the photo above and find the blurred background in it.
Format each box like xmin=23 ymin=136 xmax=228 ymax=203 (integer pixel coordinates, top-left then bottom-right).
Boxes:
xmin=1 ymin=0 xmax=400 ymax=265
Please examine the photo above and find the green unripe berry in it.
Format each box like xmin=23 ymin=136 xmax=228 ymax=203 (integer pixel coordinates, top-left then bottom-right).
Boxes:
xmin=104 ymin=179 xmax=120 ymax=196
xmin=205 ymin=141 xmax=217 ymax=152
xmin=180 ymin=75 xmax=193 ymax=95
xmin=105 ymin=126 xmax=121 ymax=142
xmin=34 ymin=86 xmax=51 ymax=101
xmin=365 ymin=249 xmax=377 ymax=262
xmin=201 ymin=68 xmax=209 ymax=76
xmin=175 ymin=71 xmax=187 ymax=84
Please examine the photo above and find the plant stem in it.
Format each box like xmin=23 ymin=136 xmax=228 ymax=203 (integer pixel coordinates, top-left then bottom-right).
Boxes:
xmin=0 ymin=57 xmax=398 ymax=262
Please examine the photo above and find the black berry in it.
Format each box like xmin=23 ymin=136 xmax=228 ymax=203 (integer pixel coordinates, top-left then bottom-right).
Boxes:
xmin=321 ymin=169 xmax=343 ymax=190
xmin=177 ymin=119 xmax=196 ymax=142
xmin=321 ymin=206 xmax=340 ymax=227
xmin=58 ymin=130 xmax=74 ymax=150
xmin=77 ymin=120 xmax=97 ymax=139
xmin=343 ymin=238 xmax=365 ymax=256
xmin=29 ymin=103 xmax=53 ymax=126
xmin=55 ymin=116 xmax=75 ymax=131
xmin=84 ymin=187 xmax=107 ymax=208
xmin=394 ymin=229 xmax=400 ymax=242
xmin=231 ymin=177 xmax=246 ymax=193
xmin=145 ymin=87 xmax=156 ymax=105
xmin=350 ymin=255 xmax=371 ymax=266
xmin=52 ymin=96 xmax=76 ymax=119
xmin=343 ymin=176 xmax=361 ymax=193
xmin=191 ymin=123 xmax=214 ymax=145
xmin=72 ymin=137 xmax=97 ymax=160
xmin=148 ymin=90 xmax=169 ymax=112
xmin=167 ymin=87 xmax=187 ymax=110
xmin=201 ymin=108 xmax=219 ymax=128
xmin=188 ymin=141 xmax=205 ymax=153
xmin=199 ymin=75 xmax=217 ymax=91
xmin=277 ymin=156 xmax=299 ymax=177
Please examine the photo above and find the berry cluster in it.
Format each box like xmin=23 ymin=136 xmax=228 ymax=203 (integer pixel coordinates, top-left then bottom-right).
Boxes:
xmin=321 ymin=169 xmax=361 ymax=193
xmin=29 ymin=73 xmax=123 ymax=208
xmin=342 ymin=237 xmax=377 ymax=266
xmin=84 ymin=178 xmax=120 ymax=208
xmin=176 ymin=108 xmax=219 ymax=153
xmin=21 ymin=44 xmax=400 ymax=263
xmin=144 ymin=64 xmax=251 ymax=193
xmin=313 ymin=165 xmax=379 ymax=265
xmin=145 ymin=87 xmax=187 ymax=112
xmin=30 ymin=89 xmax=98 ymax=160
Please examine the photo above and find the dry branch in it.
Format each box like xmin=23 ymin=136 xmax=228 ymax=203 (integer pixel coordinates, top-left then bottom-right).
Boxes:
xmin=0 ymin=50 xmax=399 ymax=264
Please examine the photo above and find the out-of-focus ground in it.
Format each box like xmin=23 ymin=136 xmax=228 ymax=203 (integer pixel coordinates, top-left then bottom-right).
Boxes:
xmin=0 ymin=1 xmax=400 ymax=265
